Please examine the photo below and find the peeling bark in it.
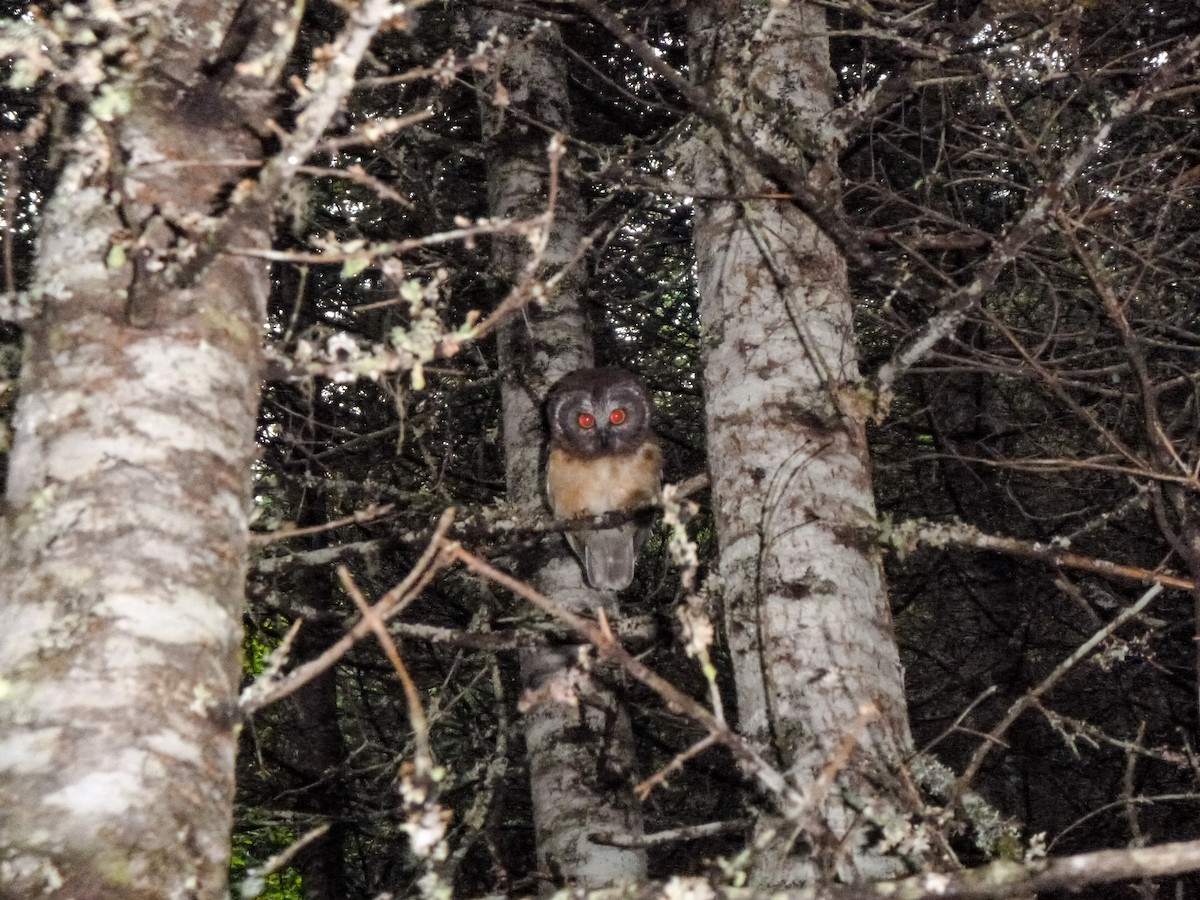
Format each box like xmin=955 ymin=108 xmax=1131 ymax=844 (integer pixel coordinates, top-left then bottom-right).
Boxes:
xmin=471 ymin=10 xmax=647 ymax=888
xmin=687 ymin=0 xmax=915 ymax=885
xmin=0 ymin=3 xmax=294 ymax=897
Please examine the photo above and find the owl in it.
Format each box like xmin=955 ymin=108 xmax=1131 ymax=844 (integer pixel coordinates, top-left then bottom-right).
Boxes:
xmin=545 ymin=367 xmax=663 ymax=591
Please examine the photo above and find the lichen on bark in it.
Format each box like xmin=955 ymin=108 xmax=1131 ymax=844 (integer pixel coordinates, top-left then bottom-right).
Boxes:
xmin=0 ymin=2 xmax=296 ymax=896
xmin=686 ymin=0 xmax=920 ymax=885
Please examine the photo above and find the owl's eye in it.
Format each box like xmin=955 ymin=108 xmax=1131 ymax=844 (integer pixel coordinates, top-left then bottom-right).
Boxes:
xmin=609 ymin=408 xmax=627 ymax=425
xmin=577 ymin=412 xmax=596 ymax=429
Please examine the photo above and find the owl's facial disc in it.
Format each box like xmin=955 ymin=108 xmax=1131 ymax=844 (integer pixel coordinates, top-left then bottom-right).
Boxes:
xmin=545 ymin=367 xmax=652 ymax=461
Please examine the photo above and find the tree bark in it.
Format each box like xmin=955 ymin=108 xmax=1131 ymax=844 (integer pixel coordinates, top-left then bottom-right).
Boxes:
xmin=0 ymin=3 xmax=294 ymax=897
xmin=687 ymin=0 xmax=915 ymax=885
xmin=471 ymin=10 xmax=647 ymax=888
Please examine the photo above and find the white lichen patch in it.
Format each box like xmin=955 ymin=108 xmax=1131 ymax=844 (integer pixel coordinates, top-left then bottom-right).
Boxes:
xmin=40 ymin=417 xmax=236 ymax=485
xmin=0 ymin=857 xmax=64 ymax=891
xmin=43 ymin=432 xmax=137 ymax=482
xmin=44 ymin=768 xmax=142 ymax=817
xmin=23 ymin=389 xmax=89 ymax=429
xmin=189 ymin=683 xmax=214 ymax=716
xmin=98 ymin=586 xmax=232 ymax=645
xmin=0 ymin=726 xmax=63 ymax=775
xmin=0 ymin=599 xmax=59 ymax=664
xmin=124 ymin=534 xmax=207 ymax=572
xmin=129 ymin=407 xmax=236 ymax=459
xmin=37 ymin=211 xmax=114 ymax=296
xmin=661 ymin=875 xmax=716 ymax=900
xmin=921 ymin=872 xmax=951 ymax=894
xmin=144 ymin=729 xmax=203 ymax=767
xmin=128 ymin=338 xmax=250 ymax=408
xmin=122 ymin=127 xmax=170 ymax=170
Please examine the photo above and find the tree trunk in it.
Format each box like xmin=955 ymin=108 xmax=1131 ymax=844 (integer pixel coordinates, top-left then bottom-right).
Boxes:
xmin=287 ymin=625 xmax=351 ymax=900
xmin=279 ymin=491 xmax=351 ymax=900
xmin=687 ymin=0 xmax=914 ymax=885
xmin=0 ymin=3 xmax=293 ymax=897
xmin=471 ymin=10 xmax=647 ymax=888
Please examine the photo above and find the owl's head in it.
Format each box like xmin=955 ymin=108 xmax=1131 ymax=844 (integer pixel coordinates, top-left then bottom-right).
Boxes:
xmin=546 ymin=367 xmax=653 ymax=458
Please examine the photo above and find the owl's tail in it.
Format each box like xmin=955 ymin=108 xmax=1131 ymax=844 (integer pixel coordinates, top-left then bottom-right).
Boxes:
xmin=581 ymin=527 xmax=637 ymax=592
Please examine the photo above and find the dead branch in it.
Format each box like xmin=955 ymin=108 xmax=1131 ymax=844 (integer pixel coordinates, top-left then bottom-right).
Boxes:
xmin=889 ymin=517 xmax=1196 ymax=591
xmin=956 ymin=583 xmax=1164 ymax=795
xmin=240 ymin=508 xmax=457 ymax=714
xmin=439 ymin=540 xmax=807 ymax=814
xmin=872 ymin=30 xmax=1200 ymax=400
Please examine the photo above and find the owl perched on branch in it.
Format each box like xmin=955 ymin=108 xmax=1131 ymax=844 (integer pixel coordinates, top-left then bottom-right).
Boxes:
xmin=545 ymin=367 xmax=663 ymax=591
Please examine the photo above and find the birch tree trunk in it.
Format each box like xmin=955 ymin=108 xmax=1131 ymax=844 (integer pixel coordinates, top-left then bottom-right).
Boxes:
xmin=688 ymin=1 xmax=914 ymax=884
xmin=471 ymin=11 xmax=646 ymax=888
xmin=0 ymin=3 xmax=294 ymax=896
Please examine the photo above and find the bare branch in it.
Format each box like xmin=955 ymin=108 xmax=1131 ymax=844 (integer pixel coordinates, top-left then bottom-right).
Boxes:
xmin=241 ymin=508 xmax=457 ymax=714
xmin=957 ymin=583 xmax=1164 ymax=795
xmin=440 ymin=540 xmax=807 ymax=813
xmin=889 ymin=518 xmax=1196 ymax=591
xmin=872 ymin=30 xmax=1200 ymax=399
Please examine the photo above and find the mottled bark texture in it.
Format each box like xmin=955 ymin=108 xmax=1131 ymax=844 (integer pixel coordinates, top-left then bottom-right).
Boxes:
xmin=688 ymin=1 xmax=914 ymax=885
xmin=471 ymin=11 xmax=647 ymax=888
xmin=0 ymin=3 xmax=293 ymax=897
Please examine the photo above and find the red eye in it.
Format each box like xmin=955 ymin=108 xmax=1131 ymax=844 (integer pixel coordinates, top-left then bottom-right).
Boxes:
xmin=578 ymin=412 xmax=595 ymax=429
xmin=609 ymin=408 xmax=626 ymax=425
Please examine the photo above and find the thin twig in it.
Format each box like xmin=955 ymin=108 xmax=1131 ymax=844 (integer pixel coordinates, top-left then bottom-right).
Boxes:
xmin=338 ymin=566 xmax=434 ymax=772
xmin=440 ymin=540 xmax=805 ymax=811
xmin=250 ymin=503 xmax=396 ymax=545
xmin=591 ymin=818 xmax=752 ymax=849
xmin=228 ymin=214 xmax=545 ymax=264
xmin=891 ymin=518 xmax=1195 ymax=591
xmin=239 ymin=825 xmax=330 ymax=900
xmin=917 ymin=685 xmax=998 ymax=757
xmin=241 ymin=509 xmax=457 ymax=714
xmin=467 ymin=133 xmax=565 ymax=341
xmin=873 ymin=31 xmax=1200 ymax=398
xmin=802 ymin=704 xmax=879 ymax=825
xmin=634 ymin=733 xmax=719 ymax=801
xmin=956 ymin=583 xmax=1164 ymax=797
